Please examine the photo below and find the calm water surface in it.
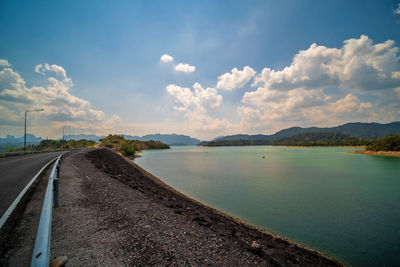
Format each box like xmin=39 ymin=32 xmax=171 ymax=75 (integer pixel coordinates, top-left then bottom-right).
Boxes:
xmin=135 ymin=146 xmax=400 ymax=266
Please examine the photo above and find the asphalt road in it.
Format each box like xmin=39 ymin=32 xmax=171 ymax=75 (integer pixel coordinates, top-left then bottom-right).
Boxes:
xmin=0 ymin=151 xmax=63 ymax=218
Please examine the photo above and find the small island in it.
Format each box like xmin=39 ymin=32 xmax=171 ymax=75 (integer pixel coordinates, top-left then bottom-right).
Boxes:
xmin=100 ymin=134 xmax=170 ymax=157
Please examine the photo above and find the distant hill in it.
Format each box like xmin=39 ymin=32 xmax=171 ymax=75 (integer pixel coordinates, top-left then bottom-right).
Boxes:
xmin=276 ymin=132 xmax=353 ymax=143
xmin=63 ymin=134 xmax=105 ymax=142
xmin=213 ymin=121 xmax=400 ymax=142
xmin=122 ymin=133 xmax=201 ymax=146
xmin=203 ymin=132 xmax=370 ymax=147
xmin=0 ymin=134 xmax=43 ymax=151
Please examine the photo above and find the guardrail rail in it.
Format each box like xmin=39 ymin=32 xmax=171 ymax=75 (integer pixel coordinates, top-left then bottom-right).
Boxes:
xmin=30 ymin=151 xmax=73 ymax=267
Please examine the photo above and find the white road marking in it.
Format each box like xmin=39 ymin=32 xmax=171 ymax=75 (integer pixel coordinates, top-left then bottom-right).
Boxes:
xmin=71 ymin=164 xmax=79 ymax=170
xmin=0 ymin=157 xmax=57 ymax=229
xmin=86 ymin=175 xmax=92 ymax=180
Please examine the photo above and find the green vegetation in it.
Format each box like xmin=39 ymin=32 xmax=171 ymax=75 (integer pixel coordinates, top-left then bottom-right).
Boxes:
xmin=366 ymin=134 xmax=400 ymax=151
xmin=201 ymin=132 xmax=373 ymax=147
xmin=34 ymin=139 xmax=96 ymax=150
xmin=201 ymin=132 xmax=400 ymax=151
xmin=273 ymin=132 xmax=369 ymax=146
xmin=100 ymin=134 xmax=170 ymax=156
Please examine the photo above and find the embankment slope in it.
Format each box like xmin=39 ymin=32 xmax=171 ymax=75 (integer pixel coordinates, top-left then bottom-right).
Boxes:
xmin=85 ymin=148 xmax=341 ymax=266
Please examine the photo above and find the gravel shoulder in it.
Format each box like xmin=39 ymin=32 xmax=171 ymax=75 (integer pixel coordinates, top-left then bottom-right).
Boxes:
xmin=51 ymin=148 xmax=342 ymax=266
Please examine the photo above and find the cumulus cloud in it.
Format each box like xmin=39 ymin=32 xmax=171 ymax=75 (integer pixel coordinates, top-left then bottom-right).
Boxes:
xmin=395 ymin=3 xmax=400 ymax=15
xmin=166 ymin=83 xmax=221 ymax=112
xmin=183 ymin=111 xmax=232 ymax=133
xmin=159 ymin=35 xmax=400 ymax=137
xmin=237 ymin=35 xmax=400 ymax=132
xmin=328 ymin=94 xmax=372 ymax=114
xmin=35 ymin=63 xmax=68 ymax=80
xmin=216 ymin=66 xmax=256 ymax=90
xmin=165 ymin=83 xmax=232 ymax=132
xmin=0 ymin=60 xmax=119 ymax=137
xmin=159 ymin=55 xmax=196 ymax=74
xmin=174 ymin=63 xmax=196 ymax=73
xmin=160 ymin=54 xmax=174 ymax=63
xmin=251 ymin=35 xmax=400 ymax=94
xmin=238 ymin=92 xmax=380 ymax=134
xmin=0 ymin=59 xmax=10 ymax=67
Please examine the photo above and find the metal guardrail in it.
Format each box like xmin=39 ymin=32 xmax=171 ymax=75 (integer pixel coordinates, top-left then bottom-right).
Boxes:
xmin=30 ymin=151 xmax=72 ymax=267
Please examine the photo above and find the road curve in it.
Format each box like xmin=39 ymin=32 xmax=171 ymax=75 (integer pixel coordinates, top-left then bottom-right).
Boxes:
xmin=0 ymin=151 xmax=64 ymax=217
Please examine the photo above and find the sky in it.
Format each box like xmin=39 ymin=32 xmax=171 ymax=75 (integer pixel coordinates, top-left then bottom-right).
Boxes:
xmin=1 ymin=0 xmax=400 ymax=140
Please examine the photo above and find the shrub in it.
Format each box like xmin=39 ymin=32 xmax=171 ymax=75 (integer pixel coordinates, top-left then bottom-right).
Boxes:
xmin=121 ymin=143 xmax=135 ymax=156
xmin=366 ymin=134 xmax=400 ymax=151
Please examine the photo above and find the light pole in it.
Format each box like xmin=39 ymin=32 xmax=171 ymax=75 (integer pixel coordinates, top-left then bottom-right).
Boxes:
xmin=24 ymin=108 xmax=44 ymax=152
xmin=62 ymin=126 xmax=70 ymax=140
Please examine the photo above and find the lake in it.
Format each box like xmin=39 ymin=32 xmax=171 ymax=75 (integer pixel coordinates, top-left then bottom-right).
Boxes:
xmin=134 ymin=146 xmax=400 ymax=266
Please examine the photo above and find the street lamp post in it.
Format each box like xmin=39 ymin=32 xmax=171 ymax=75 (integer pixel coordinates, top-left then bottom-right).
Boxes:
xmin=62 ymin=126 xmax=70 ymax=140
xmin=24 ymin=108 xmax=44 ymax=152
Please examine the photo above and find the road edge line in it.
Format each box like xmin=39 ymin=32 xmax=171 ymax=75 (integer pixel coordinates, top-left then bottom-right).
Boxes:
xmin=0 ymin=157 xmax=58 ymax=230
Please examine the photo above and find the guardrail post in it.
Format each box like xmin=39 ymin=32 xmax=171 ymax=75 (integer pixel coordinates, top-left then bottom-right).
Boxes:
xmin=53 ymin=178 xmax=59 ymax=208
xmin=54 ymin=164 xmax=60 ymax=208
xmin=56 ymin=162 xmax=60 ymax=178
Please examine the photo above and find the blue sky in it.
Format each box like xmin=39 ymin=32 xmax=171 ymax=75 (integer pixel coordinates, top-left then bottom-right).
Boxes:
xmin=1 ymin=0 xmax=400 ymax=139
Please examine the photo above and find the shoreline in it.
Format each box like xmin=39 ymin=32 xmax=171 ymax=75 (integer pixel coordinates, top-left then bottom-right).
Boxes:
xmin=285 ymin=145 xmax=365 ymax=148
xmin=350 ymin=150 xmax=400 ymax=157
xmin=87 ymin=148 xmax=342 ymax=265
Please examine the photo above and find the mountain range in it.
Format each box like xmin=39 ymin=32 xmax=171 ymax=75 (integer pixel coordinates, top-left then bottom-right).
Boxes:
xmin=121 ymin=134 xmax=201 ymax=146
xmin=1 ymin=121 xmax=399 ymax=150
xmin=0 ymin=134 xmax=43 ymax=151
xmin=0 ymin=134 xmax=43 ymax=147
xmin=212 ymin=121 xmax=400 ymax=142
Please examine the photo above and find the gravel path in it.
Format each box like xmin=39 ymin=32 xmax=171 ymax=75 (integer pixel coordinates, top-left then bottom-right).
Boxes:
xmin=51 ymin=149 xmax=341 ymax=266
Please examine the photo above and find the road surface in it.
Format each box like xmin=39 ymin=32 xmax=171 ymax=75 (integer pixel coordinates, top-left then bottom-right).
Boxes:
xmin=0 ymin=151 xmax=63 ymax=217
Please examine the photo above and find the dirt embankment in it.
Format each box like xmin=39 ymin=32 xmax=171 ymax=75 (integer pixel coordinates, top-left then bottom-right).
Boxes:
xmin=351 ymin=150 xmax=400 ymax=157
xmin=86 ymin=148 xmax=342 ymax=266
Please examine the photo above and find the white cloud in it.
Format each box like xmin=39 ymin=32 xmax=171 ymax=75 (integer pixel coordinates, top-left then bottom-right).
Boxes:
xmin=165 ymin=83 xmax=232 ymax=133
xmin=160 ymin=54 xmax=174 ymax=63
xmin=34 ymin=64 xmax=42 ymax=73
xmin=251 ymin=35 xmax=400 ymax=94
xmin=0 ymin=60 xmax=120 ymax=138
xmin=238 ymin=92 xmax=381 ymax=134
xmin=0 ymin=59 xmax=10 ymax=67
xmin=175 ymin=63 xmax=196 ymax=73
xmin=183 ymin=111 xmax=232 ymax=133
xmin=237 ymin=106 xmax=262 ymax=125
xmin=237 ymin=35 xmax=400 ymax=133
xmin=35 ymin=63 xmax=68 ymax=80
xmin=166 ymin=83 xmax=221 ymax=112
xmin=216 ymin=66 xmax=256 ymax=90
xmin=395 ymin=3 xmax=400 ymax=15
xmin=327 ymin=94 xmax=372 ymax=114
xmin=160 ymin=35 xmax=400 ymax=137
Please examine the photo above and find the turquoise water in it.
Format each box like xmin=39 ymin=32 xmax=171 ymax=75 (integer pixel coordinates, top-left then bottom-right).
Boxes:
xmin=134 ymin=146 xmax=400 ymax=266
